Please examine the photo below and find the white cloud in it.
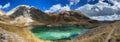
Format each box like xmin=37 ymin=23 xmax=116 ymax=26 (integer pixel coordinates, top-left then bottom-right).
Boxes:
xmin=90 ymin=13 xmax=120 ymax=21
xmin=76 ymin=0 xmax=120 ymax=16
xmin=75 ymin=0 xmax=120 ymax=21
xmin=2 ymin=3 xmax=10 ymax=9
xmin=0 ymin=3 xmax=10 ymax=9
xmin=0 ymin=5 xmax=2 ymax=9
xmin=45 ymin=0 xmax=81 ymax=12
xmin=69 ymin=0 xmax=80 ymax=5
xmin=45 ymin=4 xmax=61 ymax=12
xmin=45 ymin=4 xmax=71 ymax=12
xmin=60 ymin=5 xmax=71 ymax=11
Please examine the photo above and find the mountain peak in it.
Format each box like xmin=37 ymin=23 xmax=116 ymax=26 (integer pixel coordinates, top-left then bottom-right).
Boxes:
xmin=6 ymin=5 xmax=31 ymax=16
xmin=17 ymin=5 xmax=31 ymax=8
xmin=7 ymin=5 xmax=32 ymax=18
xmin=7 ymin=5 xmax=49 ymax=23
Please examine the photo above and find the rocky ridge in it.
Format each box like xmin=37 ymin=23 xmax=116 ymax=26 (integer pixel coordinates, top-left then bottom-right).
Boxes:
xmin=0 ymin=5 xmax=100 ymax=27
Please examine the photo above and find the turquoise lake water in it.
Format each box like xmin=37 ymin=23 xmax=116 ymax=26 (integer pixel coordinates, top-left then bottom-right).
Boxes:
xmin=31 ymin=24 xmax=88 ymax=40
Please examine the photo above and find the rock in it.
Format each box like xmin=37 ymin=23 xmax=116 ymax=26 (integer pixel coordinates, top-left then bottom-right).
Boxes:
xmin=0 ymin=22 xmax=51 ymax=42
xmin=0 ymin=28 xmax=26 ymax=42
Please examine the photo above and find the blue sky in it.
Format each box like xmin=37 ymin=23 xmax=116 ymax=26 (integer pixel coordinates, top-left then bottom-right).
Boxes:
xmin=0 ymin=0 xmax=99 ymax=12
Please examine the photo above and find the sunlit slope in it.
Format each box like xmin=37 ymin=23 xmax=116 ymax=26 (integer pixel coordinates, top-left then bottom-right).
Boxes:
xmin=0 ymin=22 xmax=51 ymax=42
xmin=56 ymin=21 xmax=120 ymax=42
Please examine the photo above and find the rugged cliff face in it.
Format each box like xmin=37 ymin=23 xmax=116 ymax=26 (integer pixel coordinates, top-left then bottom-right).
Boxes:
xmin=8 ymin=5 xmax=49 ymax=23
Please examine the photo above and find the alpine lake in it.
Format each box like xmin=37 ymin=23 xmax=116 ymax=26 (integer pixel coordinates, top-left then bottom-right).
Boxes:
xmin=30 ymin=24 xmax=89 ymax=40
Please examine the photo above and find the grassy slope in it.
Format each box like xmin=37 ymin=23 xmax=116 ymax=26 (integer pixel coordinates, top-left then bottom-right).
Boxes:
xmin=55 ymin=21 xmax=120 ymax=42
xmin=77 ymin=21 xmax=120 ymax=42
xmin=0 ymin=22 xmax=51 ymax=42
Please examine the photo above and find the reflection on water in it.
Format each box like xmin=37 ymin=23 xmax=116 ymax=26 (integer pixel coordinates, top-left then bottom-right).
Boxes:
xmin=31 ymin=24 xmax=88 ymax=40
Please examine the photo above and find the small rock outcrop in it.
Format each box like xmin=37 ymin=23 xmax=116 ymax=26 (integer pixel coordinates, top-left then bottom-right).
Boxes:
xmin=0 ymin=28 xmax=26 ymax=42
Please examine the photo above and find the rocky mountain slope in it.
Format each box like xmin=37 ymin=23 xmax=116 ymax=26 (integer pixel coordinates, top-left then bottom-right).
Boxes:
xmin=55 ymin=21 xmax=120 ymax=42
xmin=0 ymin=28 xmax=26 ymax=42
xmin=4 ymin=5 xmax=100 ymax=28
xmin=7 ymin=5 xmax=49 ymax=22
xmin=0 ymin=22 xmax=51 ymax=42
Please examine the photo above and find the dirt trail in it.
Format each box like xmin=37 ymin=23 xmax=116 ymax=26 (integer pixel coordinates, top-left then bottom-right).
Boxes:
xmin=105 ymin=28 xmax=115 ymax=42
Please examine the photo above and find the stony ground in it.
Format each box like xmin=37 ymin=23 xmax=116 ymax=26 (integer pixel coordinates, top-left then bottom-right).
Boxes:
xmin=0 ymin=22 xmax=51 ymax=42
xmin=0 ymin=28 xmax=26 ymax=42
xmin=54 ymin=21 xmax=120 ymax=42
